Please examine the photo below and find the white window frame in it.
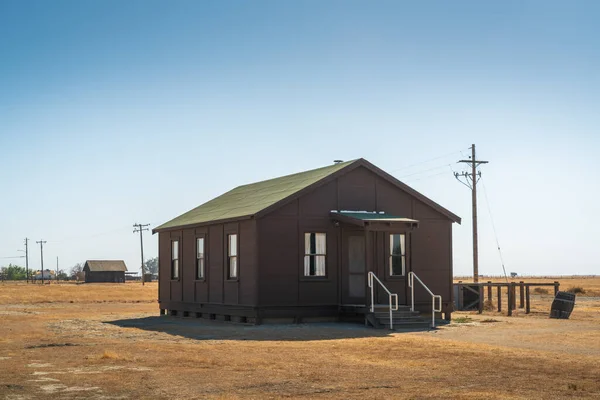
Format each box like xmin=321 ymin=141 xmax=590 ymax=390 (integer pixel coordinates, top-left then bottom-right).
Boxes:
xmin=389 ymin=233 xmax=406 ymax=276
xmin=171 ymin=240 xmax=179 ymax=280
xmin=196 ymin=237 xmax=205 ymax=280
xmin=227 ymin=234 xmax=238 ymax=279
xmin=304 ymin=232 xmax=326 ymax=277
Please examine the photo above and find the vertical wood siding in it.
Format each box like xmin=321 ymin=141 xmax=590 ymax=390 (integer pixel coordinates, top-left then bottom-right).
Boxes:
xmin=157 ymin=164 xmax=454 ymax=314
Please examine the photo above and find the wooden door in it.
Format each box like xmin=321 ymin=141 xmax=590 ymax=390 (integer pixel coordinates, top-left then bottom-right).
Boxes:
xmin=342 ymin=232 xmax=366 ymax=304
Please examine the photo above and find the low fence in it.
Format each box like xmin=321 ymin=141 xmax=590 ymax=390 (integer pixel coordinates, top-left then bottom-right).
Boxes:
xmin=454 ymin=281 xmax=560 ymax=316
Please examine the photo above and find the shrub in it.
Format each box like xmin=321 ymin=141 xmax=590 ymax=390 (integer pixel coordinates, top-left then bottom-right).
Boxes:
xmin=453 ymin=317 xmax=473 ymax=324
xmin=566 ymin=287 xmax=585 ymax=294
xmin=533 ymin=287 xmax=549 ymax=294
xmin=481 ymin=318 xmax=500 ymax=323
xmin=483 ymin=299 xmax=495 ymax=311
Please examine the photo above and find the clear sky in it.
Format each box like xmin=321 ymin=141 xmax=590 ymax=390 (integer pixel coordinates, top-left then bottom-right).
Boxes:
xmin=1 ymin=0 xmax=599 ymax=277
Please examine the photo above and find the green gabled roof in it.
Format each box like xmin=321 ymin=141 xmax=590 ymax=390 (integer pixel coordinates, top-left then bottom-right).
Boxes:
xmin=154 ymin=160 xmax=357 ymax=231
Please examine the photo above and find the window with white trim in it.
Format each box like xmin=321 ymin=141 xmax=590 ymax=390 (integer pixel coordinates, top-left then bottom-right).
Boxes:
xmin=227 ymin=234 xmax=238 ymax=279
xmin=389 ymin=234 xmax=406 ymax=276
xmin=304 ymin=233 xmax=326 ymax=277
xmin=171 ymin=240 xmax=179 ymax=279
xmin=196 ymin=237 xmax=205 ymax=279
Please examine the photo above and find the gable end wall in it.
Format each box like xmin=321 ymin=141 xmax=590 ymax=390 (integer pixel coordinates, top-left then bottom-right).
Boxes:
xmin=257 ymin=166 xmax=454 ymax=310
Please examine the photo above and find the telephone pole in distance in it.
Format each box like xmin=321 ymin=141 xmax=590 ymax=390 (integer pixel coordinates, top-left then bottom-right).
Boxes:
xmin=36 ymin=240 xmax=47 ymax=285
xmin=455 ymin=144 xmax=489 ymax=283
xmin=133 ymin=223 xmax=150 ymax=285
xmin=24 ymin=238 xmax=29 ymax=283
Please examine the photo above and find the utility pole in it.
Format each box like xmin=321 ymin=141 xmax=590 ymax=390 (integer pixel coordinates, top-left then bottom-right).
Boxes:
xmin=454 ymin=144 xmax=489 ymax=283
xmin=24 ymin=238 xmax=29 ymax=283
xmin=56 ymin=256 xmax=59 ymax=283
xmin=36 ymin=240 xmax=47 ymax=285
xmin=133 ymin=223 xmax=150 ymax=285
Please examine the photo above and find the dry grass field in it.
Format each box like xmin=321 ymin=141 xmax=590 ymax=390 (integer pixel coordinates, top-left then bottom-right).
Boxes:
xmin=0 ymin=281 xmax=157 ymax=305
xmin=1 ymin=279 xmax=599 ymax=399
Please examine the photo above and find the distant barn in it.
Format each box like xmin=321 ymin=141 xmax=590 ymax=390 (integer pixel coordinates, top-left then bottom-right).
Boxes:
xmin=83 ymin=260 xmax=127 ymax=283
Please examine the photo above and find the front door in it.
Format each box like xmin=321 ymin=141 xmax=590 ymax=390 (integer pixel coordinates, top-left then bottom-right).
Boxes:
xmin=342 ymin=232 xmax=366 ymax=304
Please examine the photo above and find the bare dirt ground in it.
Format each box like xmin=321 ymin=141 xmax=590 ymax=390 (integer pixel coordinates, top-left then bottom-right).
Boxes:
xmin=1 ymin=280 xmax=599 ymax=399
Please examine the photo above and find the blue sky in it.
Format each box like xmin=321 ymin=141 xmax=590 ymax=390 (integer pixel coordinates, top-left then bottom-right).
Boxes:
xmin=1 ymin=1 xmax=599 ymax=276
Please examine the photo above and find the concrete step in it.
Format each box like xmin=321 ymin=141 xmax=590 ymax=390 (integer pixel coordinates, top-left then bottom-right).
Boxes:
xmin=372 ymin=304 xmax=412 ymax=311
xmin=379 ymin=320 xmax=434 ymax=331
xmin=373 ymin=312 xmax=420 ymax=318
xmin=379 ymin=319 xmax=427 ymax=325
xmin=375 ymin=315 xmax=425 ymax=321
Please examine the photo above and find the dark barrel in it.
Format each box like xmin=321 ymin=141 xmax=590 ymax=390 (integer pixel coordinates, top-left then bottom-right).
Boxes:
xmin=549 ymin=291 xmax=576 ymax=319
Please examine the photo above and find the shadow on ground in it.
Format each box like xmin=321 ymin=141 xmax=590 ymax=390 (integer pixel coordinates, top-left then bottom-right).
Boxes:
xmin=105 ymin=316 xmax=406 ymax=341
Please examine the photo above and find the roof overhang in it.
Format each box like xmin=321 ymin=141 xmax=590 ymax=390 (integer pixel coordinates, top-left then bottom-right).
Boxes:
xmin=330 ymin=211 xmax=419 ymax=230
xmin=152 ymin=215 xmax=254 ymax=234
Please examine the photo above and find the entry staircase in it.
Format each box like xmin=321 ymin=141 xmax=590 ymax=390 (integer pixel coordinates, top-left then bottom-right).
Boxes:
xmin=365 ymin=271 xmax=443 ymax=330
xmin=365 ymin=304 xmax=431 ymax=330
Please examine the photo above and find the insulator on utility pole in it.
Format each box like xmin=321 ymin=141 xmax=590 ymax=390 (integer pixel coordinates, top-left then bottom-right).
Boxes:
xmin=455 ymin=144 xmax=489 ymax=283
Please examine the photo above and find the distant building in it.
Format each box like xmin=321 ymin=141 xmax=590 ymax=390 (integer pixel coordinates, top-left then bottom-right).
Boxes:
xmin=125 ymin=272 xmax=141 ymax=281
xmin=83 ymin=260 xmax=127 ymax=283
xmin=33 ymin=269 xmax=55 ymax=280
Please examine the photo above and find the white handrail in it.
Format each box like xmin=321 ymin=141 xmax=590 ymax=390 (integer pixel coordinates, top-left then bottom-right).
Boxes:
xmin=368 ymin=272 xmax=398 ymax=330
xmin=408 ymin=271 xmax=442 ymax=328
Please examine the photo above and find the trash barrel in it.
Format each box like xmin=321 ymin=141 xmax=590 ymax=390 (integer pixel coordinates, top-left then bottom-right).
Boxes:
xmin=549 ymin=291 xmax=576 ymax=319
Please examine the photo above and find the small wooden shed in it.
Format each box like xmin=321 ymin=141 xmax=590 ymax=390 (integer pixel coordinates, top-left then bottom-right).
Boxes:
xmin=83 ymin=260 xmax=127 ymax=283
xmin=153 ymin=158 xmax=460 ymax=324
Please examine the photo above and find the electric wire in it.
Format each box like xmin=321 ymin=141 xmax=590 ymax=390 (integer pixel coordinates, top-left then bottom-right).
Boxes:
xmin=48 ymin=223 xmax=156 ymax=244
xmin=389 ymin=148 xmax=470 ymax=173
xmin=403 ymin=165 xmax=457 ymax=183
xmin=398 ymin=163 xmax=454 ymax=179
xmin=481 ymin=177 xmax=509 ymax=283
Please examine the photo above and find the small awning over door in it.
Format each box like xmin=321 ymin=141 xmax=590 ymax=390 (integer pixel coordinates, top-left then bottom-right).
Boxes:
xmin=330 ymin=211 xmax=419 ymax=230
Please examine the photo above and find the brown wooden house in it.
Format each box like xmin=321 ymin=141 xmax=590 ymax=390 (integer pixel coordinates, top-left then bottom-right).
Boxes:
xmin=153 ymin=159 xmax=460 ymax=326
xmin=83 ymin=260 xmax=127 ymax=283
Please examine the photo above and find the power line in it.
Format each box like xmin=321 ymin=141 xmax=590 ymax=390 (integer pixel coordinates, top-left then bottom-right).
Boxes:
xmin=133 ymin=223 xmax=150 ymax=286
xmin=404 ymin=165 xmax=456 ymax=183
xmin=48 ymin=226 xmax=133 ymax=244
xmin=49 ymin=222 xmax=160 ymax=244
xmin=398 ymin=163 xmax=454 ymax=179
xmin=389 ymin=148 xmax=469 ymax=173
xmin=481 ymin=178 xmax=509 ymax=283
xmin=404 ymin=171 xmax=447 ymax=183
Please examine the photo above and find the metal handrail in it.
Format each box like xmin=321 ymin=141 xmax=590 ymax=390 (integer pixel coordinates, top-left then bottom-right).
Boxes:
xmin=368 ymin=272 xmax=399 ymax=330
xmin=408 ymin=271 xmax=442 ymax=328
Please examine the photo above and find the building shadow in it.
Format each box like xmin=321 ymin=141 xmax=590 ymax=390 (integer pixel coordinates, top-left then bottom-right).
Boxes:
xmin=104 ymin=315 xmax=409 ymax=342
